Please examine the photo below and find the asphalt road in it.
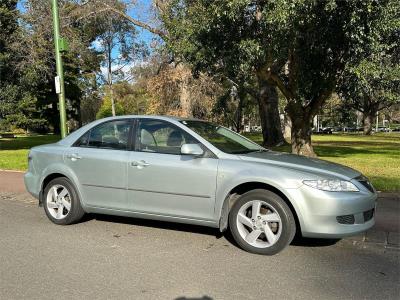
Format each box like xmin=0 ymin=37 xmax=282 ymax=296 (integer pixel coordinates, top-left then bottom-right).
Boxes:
xmin=1 ymin=192 xmax=399 ymax=300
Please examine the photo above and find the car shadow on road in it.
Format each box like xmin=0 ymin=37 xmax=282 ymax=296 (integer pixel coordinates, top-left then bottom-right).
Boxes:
xmin=290 ymin=235 xmax=340 ymax=247
xmin=85 ymin=213 xmax=224 ymax=238
xmin=84 ymin=213 xmax=340 ymax=249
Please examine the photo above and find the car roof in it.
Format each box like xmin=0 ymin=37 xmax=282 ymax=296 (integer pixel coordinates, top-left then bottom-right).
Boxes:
xmin=107 ymin=115 xmax=205 ymax=122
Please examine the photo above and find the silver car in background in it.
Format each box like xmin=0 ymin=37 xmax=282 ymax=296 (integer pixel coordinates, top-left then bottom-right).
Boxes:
xmin=24 ymin=116 xmax=376 ymax=255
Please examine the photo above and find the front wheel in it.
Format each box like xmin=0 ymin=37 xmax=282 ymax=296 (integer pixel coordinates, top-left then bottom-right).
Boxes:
xmin=43 ymin=177 xmax=85 ymax=225
xmin=229 ymin=189 xmax=296 ymax=255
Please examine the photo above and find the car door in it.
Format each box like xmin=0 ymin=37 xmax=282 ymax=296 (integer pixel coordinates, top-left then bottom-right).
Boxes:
xmin=65 ymin=119 xmax=133 ymax=210
xmin=127 ymin=118 xmax=218 ymax=221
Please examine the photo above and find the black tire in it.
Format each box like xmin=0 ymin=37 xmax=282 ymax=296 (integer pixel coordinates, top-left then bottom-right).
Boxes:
xmin=228 ymin=189 xmax=296 ymax=255
xmin=43 ymin=177 xmax=85 ymax=225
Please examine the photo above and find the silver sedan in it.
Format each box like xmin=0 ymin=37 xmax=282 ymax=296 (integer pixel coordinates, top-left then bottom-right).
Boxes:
xmin=24 ymin=116 xmax=376 ymax=255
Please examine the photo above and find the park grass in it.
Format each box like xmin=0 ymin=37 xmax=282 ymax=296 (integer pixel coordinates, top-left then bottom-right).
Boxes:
xmin=0 ymin=133 xmax=399 ymax=192
xmin=310 ymin=134 xmax=400 ymax=192
xmin=0 ymin=135 xmax=60 ymax=171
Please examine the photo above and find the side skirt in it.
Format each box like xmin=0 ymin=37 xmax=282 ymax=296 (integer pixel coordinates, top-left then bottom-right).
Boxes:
xmin=86 ymin=205 xmax=219 ymax=228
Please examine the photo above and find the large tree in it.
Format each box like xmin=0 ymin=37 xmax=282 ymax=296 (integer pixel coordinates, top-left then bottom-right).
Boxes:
xmin=2 ymin=0 xmax=104 ymax=132
xmin=338 ymin=0 xmax=400 ymax=135
xmin=0 ymin=0 xmax=19 ymax=124
xmin=89 ymin=1 xmax=147 ymax=117
xmin=163 ymin=0 xmax=286 ymax=146
xmin=340 ymin=59 xmax=400 ymax=135
xmin=162 ymin=0 xmax=396 ymax=156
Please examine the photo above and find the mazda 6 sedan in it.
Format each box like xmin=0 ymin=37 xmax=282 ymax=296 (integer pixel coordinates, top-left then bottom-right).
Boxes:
xmin=24 ymin=116 xmax=376 ymax=255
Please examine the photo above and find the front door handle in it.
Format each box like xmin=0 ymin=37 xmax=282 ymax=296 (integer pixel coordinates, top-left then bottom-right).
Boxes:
xmin=131 ymin=160 xmax=150 ymax=168
xmin=67 ymin=153 xmax=82 ymax=161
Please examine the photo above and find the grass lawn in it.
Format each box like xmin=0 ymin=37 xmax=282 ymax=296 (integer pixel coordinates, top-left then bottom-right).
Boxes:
xmin=0 ymin=133 xmax=399 ymax=192
xmin=0 ymin=135 xmax=60 ymax=171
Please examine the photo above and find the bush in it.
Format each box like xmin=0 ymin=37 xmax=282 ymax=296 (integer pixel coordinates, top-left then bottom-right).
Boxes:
xmin=96 ymin=98 xmax=125 ymax=119
xmin=0 ymin=119 xmax=11 ymax=132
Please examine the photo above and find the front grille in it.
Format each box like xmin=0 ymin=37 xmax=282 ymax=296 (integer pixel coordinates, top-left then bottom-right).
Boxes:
xmin=363 ymin=208 xmax=374 ymax=222
xmin=355 ymin=176 xmax=374 ymax=193
xmin=336 ymin=214 xmax=355 ymax=225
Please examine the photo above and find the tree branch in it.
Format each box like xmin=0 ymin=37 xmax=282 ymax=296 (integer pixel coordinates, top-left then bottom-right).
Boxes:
xmin=67 ymin=8 xmax=109 ymax=25
xmin=307 ymin=89 xmax=332 ymax=117
xmin=102 ymin=4 xmax=167 ymax=39
xmin=269 ymin=73 xmax=294 ymax=100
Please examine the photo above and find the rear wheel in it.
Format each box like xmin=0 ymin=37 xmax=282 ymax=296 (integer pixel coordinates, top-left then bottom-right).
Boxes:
xmin=229 ymin=189 xmax=296 ymax=255
xmin=43 ymin=177 xmax=84 ymax=225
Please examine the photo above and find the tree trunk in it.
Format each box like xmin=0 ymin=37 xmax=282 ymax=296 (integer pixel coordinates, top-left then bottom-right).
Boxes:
xmin=363 ymin=111 xmax=374 ymax=135
xmin=178 ymin=65 xmax=192 ymax=117
xmin=283 ymin=114 xmax=292 ymax=143
xmin=291 ymin=119 xmax=316 ymax=157
xmin=257 ymin=78 xmax=285 ymax=147
xmin=107 ymin=42 xmax=116 ymax=117
xmin=287 ymin=103 xmax=316 ymax=157
xmin=233 ymin=88 xmax=244 ymax=133
xmin=110 ymin=87 xmax=116 ymax=117
xmin=180 ymin=77 xmax=191 ymax=117
xmin=360 ymin=99 xmax=381 ymax=135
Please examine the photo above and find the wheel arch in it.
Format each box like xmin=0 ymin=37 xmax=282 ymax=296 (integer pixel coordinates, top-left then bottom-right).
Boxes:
xmin=39 ymin=165 xmax=83 ymax=208
xmin=219 ymin=181 xmax=302 ymax=235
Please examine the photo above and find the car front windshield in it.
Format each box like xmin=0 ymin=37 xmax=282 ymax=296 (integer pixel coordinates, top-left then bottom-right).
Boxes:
xmin=180 ymin=120 xmax=265 ymax=154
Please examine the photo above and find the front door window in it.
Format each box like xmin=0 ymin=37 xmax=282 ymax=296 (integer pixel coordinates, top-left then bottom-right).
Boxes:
xmin=137 ymin=119 xmax=198 ymax=155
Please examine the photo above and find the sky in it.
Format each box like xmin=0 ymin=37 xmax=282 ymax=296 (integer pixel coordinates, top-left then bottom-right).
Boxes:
xmin=16 ymin=1 xmax=25 ymax=11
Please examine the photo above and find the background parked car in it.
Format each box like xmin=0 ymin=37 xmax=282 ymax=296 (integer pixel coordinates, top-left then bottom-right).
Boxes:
xmin=376 ymin=127 xmax=392 ymax=132
xmin=321 ymin=127 xmax=333 ymax=134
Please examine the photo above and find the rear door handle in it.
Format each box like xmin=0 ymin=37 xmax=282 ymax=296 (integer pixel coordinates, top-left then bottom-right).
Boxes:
xmin=67 ymin=153 xmax=82 ymax=161
xmin=131 ymin=160 xmax=150 ymax=168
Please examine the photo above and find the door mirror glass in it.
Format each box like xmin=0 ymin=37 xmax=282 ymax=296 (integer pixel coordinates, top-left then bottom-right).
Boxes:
xmin=181 ymin=144 xmax=204 ymax=156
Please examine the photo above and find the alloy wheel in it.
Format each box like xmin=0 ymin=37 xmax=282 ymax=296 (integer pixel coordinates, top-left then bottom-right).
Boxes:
xmin=236 ymin=200 xmax=282 ymax=248
xmin=46 ymin=184 xmax=71 ymax=220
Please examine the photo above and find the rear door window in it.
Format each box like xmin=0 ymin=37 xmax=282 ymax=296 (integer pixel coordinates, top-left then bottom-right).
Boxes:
xmin=76 ymin=120 xmax=132 ymax=150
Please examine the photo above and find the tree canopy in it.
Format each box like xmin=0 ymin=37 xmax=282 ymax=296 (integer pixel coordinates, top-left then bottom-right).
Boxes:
xmin=162 ymin=0 xmax=399 ymax=155
xmin=338 ymin=0 xmax=400 ymax=134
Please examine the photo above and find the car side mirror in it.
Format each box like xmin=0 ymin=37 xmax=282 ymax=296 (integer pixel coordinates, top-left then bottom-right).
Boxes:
xmin=180 ymin=143 xmax=204 ymax=156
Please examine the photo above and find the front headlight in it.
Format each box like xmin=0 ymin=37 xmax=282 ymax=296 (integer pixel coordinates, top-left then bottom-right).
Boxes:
xmin=303 ymin=179 xmax=359 ymax=192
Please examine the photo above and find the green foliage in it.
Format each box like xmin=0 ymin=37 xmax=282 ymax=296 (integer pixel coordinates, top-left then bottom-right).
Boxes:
xmin=5 ymin=93 xmax=47 ymax=132
xmin=0 ymin=0 xmax=19 ymax=120
xmin=165 ymin=0 xmax=352 ymax=87
xmin=1 ymin=0 xmax=107 ymax=133
xmin=0 ymin=0 xmax=18 ymax=65
xmin=338 ymin=0 xmax=400 ymax=117
xmin=96 ymin=96 xmax=125 ymax=119
xmin=112 ymin=81 xmax=149 ymax=115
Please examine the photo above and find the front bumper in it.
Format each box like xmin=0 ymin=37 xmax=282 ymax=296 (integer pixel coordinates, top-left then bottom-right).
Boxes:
xmin=286 ymin=185 xmax=377 ymax=238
